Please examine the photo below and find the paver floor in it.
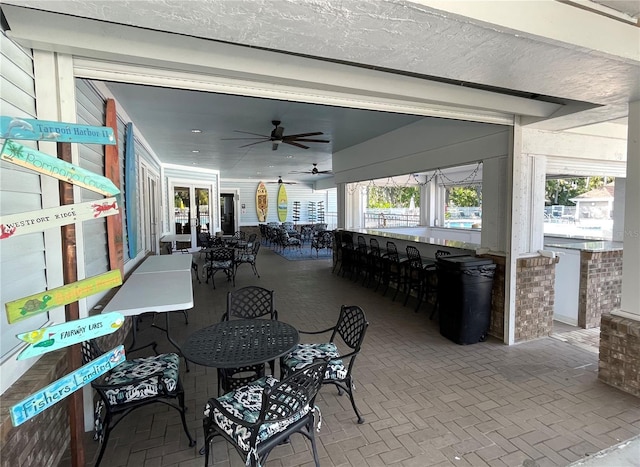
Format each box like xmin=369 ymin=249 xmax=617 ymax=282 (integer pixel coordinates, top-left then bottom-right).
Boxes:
xmin=60 ymin=246 xmax=640 ymax=467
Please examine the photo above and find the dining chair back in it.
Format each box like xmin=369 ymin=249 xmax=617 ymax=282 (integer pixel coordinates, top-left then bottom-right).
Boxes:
xmin=203 ymin=360 xmax=329 ymax=467
xmin=219 ymin=286 xmax=278 ymax=394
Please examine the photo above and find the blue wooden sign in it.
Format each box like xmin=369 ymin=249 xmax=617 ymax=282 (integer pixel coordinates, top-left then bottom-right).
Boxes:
xmin=16 ymin=312 xmax=125 ymax=360
xmin=10 ymin=345 xmax=126 ymax=427
xmin=1 ymin=116 xmax=116 ymax=145
xmin=125 ymin=123 xmax=138 ymax=259
xmin=1 ymin=140 xmax=120 ymax=197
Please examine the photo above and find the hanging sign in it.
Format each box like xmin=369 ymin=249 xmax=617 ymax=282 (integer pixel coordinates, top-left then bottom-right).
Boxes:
xmin=0 ymin=197 xmax=119 ymax=240
xmin=1 ymin=116 xmax=116 ymax=145
xmin=10 ymin=345 xmax=126 ymax=427
xmin=1 ymin=140 xmax=120 ymax=197
xmin=16 ymin=312 xmax=125 ymax=360
xmin=5 ymin=270 xmax=123 ymax=324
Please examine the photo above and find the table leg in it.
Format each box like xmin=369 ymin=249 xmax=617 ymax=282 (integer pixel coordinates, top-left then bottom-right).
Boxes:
xmin=127 ymin=316 xmax=158 ymax=355
xmin=151 ymin=312 xmax=190 ymax=372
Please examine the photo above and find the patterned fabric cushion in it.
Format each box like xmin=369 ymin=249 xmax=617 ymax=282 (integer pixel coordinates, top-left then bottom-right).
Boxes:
xmin=283 ymin=343 xmax=347 ymax=381
xmin=210 ymin=260 xmax=232 ymax=269
xmin=237 ymin=253 xmax=255 ymax=263
xmin=103 ymin=353 xmax=180 ymax=405
xmin=204 ymin=376 xmax=310 ymax=452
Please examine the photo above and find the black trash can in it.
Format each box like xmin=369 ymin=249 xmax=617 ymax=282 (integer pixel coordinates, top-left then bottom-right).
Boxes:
xmin=437 ymin=256 xmax=496 ymax=345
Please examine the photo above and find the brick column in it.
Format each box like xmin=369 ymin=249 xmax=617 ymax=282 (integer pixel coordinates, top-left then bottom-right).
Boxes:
xmin=599 ymin=100 xmax=640 ymax=396
xmin=599 ymin=314 xmax=640 ymax=397
xmin=514 ymin=256 xmax=557 ymax=343
xmin=579 ymin=250 xmax=623 ymax=328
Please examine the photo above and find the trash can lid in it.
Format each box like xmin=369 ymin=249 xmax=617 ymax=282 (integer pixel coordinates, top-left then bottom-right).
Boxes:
xmin=437 ymin=255 xmax=494 ymax=269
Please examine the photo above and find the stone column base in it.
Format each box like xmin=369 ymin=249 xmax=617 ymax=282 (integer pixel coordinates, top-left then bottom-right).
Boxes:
xmin=599 ymin=312 xmax=640 ymax=397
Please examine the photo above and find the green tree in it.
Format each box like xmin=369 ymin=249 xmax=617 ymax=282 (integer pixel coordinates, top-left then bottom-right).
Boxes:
xmin=448 ymin=186 xmax=480 ymax=207
xmin=367 ymin=186 xmax=420 ymax=209
xmin=545 ymin=176 xmax=614 ymax=205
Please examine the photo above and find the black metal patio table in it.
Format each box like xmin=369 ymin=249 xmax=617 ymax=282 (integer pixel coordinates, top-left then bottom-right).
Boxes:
xmin=182 ymin=319 xmax=299 ymax=369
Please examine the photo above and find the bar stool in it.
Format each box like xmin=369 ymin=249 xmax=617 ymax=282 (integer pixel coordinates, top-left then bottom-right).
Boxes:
xmin=404 ymin=245 xmax=433 ymax=312
xmin=366 ymin=238 xmax=384 ymax=290
xmin=382 ymin=241 xmax=406 ymax=301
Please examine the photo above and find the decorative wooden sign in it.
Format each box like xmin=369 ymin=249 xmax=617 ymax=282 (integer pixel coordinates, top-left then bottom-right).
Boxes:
xmin=125 ymin=123 xmax=138 ymax=259
xmin=256 ymin=182 xmax=268 ymax=222
xmin=16 ymin=312 xmax=125 ymax=360
xmin=1 ymin=116 xmax=116 ymax=145
xmin=1 ymin=140 xmax=120 ymax=197
xmin=10 ymin=345 xmax=126 ymax=427
xmin=5 ymin=270 xmax=122 ymax=324
xmin=277 ymin=184 xmax=288 ymax=222
xmin=0 ymin=197 xmax=119 ymax=240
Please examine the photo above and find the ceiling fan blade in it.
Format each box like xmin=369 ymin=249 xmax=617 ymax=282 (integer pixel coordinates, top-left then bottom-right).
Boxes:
xmin=232 ymin=130 xmax=270 ymax=137
xmin=238 ymin=139 xmax=270 ymax=148
xmin=221 ymin=137 xmax=269 ymax=141
xmin=290 ymin=138 xmax=330 ymax=143
xmin=288 ymin=170 xmax=311 ymax=174
xmin=284 ymin=141 xmax=309 ymax=149
xmin=318 ymin=170 xmax=333 ymax=174
xmin=283 ymin=131 xmax=323 ymax=139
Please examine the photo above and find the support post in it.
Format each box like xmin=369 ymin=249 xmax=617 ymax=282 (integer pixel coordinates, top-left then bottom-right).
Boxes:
xmin=58 ymin=141 xmax=85 ymax=467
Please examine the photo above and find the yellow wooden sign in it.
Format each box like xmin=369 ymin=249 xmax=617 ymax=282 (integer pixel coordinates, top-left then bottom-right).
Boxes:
xmin=5 ymin=270 xmax=122 ymax=324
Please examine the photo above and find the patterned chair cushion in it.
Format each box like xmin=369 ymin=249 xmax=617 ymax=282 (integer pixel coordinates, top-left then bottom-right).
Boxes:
xmin=282 ymin=343 xmax=347 ymax=381
xmin=209 ymin=260 xmax=232 ymax=269
xmin=236 ymin=253 xmax=255 ymax=263
xmin=103 ymin=353 xmax=180 ymax=405
xmin=204 ymin=376 xmax=310 ymax=452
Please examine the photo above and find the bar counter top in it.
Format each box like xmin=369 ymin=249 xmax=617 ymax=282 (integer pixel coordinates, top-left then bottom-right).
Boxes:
xmin=343 ymin=228 xmax=480 ymax=251
xmin=544 ymin=240 xmax=623 ymax=252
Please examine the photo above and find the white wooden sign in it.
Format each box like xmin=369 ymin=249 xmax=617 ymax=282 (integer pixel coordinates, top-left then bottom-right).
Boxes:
xmin=0 ymin=198 xmax=119 ymax=240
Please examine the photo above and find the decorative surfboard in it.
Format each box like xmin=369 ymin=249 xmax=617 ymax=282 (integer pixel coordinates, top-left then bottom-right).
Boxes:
xmin=124 ymin=123 xmax=137 ymax=259
xmin=1 ymin=140 xmax=120 ymax=197
xmin=16 ymin=312 xmax=125 ymax=360
xmin=5 ymin=270 xmax=123 ymax=324
xmin=256 ymin=182 xmax=268 ymax=222
xmin=277 ymin=183 xmax=288 ymax=222
xmin=0 ymin=197 xmax=119 ymax=240
xmin=10 ymin=345 xmax=126 ymax=427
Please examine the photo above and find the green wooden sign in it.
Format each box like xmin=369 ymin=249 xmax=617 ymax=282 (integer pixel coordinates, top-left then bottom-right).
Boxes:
xmin=5 ymin=270 xmax=123 ymax=324
xmin=0 ymin=197 xmax=119 ymax=240
xmin=16 ymin=312 xmax=125 ymax=360
xmin=10 ymin=345 xmax=125 ymax=427
xmin=1 ymin=116 xmax=116 ymax=145
xmin=1 ymin=140 xmax=120 ymax=197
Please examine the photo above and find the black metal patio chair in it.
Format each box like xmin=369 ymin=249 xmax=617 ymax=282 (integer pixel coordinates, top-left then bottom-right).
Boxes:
xmin=218 ymin=286 xmax=278 ymax=394
xmin=281 ymin=305 xmax=369 ymax=424
xmin=203 ymin=360 xmax=328 ymax=467
xmin=81 ymin=339 xmax=195 ymax=467
xmin=235 ymin=241 xmax=261 ymax=278
xmin=201 ymin=247 xmax=235 ymax=289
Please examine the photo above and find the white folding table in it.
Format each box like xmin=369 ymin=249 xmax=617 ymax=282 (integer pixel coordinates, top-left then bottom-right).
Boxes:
xmin=160 ymin=234 xmax=192 ymax=253
xmin=133 ymin=254 xmax=193 ymax=274
xmin=102 ymin=270 xmax=193 ymax=362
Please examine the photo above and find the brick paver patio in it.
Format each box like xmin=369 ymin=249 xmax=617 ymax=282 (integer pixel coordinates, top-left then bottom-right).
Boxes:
xmin=60 ymin=246 xmax=640 ymax=467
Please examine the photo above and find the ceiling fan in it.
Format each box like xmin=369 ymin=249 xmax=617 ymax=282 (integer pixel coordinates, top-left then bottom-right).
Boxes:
xmin=290 ymin=163 xmax=333 ymax=175
xmin=267 ymin=176 xmax=297 ymax=185
xmin=223 ymin=120 xmax=330 ymax=151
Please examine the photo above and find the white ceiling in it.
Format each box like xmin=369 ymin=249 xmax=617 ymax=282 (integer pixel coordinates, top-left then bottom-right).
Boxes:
xmin=103 ymin=81 xmax=423 ymax=184
xmin=3 ymin=0 xmax=638 ymax=183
